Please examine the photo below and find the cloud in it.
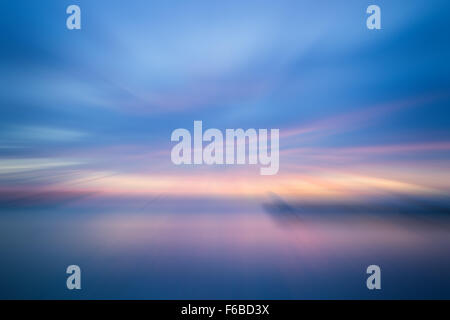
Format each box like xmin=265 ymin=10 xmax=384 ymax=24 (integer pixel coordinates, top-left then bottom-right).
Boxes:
xmin=0 ymin=126 xmax=88 ymax=144
xmin=0 ymin=158 xmax=84 ymax=174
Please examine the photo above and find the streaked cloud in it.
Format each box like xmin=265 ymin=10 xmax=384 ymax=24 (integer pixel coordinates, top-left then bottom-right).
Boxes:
xmin=0 ymin=126 xmax=88 ymax=144
xmin=0 ymin=158 xmax=84 ymax=174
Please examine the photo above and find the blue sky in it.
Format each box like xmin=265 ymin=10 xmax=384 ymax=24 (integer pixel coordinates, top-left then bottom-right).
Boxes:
xmin=1 ymin=0 xmax=450 ymax=197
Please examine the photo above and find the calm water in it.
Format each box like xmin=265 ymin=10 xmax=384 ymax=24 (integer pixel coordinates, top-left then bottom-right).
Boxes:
xmin=1 ymin=196 xmax=450 ymax=299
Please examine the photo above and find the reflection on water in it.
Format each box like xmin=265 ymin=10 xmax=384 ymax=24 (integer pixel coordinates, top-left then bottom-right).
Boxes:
xmin=0 ymin=196 xmax=450 ymax=299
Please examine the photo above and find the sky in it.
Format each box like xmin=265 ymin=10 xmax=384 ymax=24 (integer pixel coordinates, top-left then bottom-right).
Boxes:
xmin=1 ymin=1 xmax=450 ymax=202
xmin=1 ymin=0 xmax=450 ymax=300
